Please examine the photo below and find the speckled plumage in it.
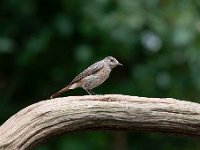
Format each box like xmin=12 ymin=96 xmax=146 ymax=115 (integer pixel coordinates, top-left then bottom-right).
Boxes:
xmin=50 ymin=56 xmax=122 ymax=99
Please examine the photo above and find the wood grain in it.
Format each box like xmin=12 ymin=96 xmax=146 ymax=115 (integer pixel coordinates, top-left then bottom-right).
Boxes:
xmin=0 ymin=95 xmax=200 ymax=150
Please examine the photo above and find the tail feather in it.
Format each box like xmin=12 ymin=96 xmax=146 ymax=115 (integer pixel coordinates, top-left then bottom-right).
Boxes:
xmin=50 ymin=85 xmax=70 ymax=99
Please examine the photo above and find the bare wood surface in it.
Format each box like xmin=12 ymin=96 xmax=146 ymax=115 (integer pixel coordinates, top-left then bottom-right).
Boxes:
xmin=0 ymin=94 xmax=200 ymax=150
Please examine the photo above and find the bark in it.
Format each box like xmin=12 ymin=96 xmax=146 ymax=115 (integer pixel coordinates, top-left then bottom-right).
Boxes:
xmin=0 ymin=94 xmax=200 ymax=150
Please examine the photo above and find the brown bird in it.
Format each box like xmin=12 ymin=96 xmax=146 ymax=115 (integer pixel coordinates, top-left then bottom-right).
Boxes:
xmin=50 ymin=56 xmax=122 ymax=99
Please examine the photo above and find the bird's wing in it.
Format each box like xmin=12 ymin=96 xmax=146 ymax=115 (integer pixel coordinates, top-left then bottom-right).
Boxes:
xmin=70 ymin=61 xmax=104 ymax=84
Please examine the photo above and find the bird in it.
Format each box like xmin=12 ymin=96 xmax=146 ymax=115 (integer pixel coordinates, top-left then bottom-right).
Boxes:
xmin=50 ymin=56 xmax=122 ymax=99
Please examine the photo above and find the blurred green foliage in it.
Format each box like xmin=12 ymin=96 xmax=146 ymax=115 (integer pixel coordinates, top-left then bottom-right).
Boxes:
xmin=0 ymin=0 xmax=200 ymax=149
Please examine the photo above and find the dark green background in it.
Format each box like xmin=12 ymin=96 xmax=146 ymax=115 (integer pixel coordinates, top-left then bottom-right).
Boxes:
xmin=0 ymin=0 xmax=200 ymax=149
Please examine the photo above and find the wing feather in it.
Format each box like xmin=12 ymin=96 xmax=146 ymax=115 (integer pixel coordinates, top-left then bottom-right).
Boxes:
xmin=70 ymin=61 xmax=104 ymax=84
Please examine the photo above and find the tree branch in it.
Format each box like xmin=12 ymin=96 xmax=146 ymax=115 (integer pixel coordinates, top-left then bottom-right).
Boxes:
xmin=0 ymin=95 xmax=200 ymax=150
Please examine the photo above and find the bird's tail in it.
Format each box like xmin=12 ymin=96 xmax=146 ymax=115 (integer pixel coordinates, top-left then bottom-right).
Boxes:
xmin=50 ymin=85 xmax=71 ymax=99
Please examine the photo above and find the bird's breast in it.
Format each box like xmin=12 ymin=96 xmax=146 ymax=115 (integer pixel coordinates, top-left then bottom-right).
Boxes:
xmin=81 ymin=66 xmax=111 ymax=89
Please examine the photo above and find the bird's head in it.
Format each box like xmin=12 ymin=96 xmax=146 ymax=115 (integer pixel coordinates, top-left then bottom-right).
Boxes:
xmin=104 ymin=56 xmax=122 ymax=69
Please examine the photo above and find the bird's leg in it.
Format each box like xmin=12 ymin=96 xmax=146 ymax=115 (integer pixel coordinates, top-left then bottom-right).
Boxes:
xmin=88 ymin=89 xmax=96 ymax=95
xmin=84 ymin=88 xmax=96 ymax=95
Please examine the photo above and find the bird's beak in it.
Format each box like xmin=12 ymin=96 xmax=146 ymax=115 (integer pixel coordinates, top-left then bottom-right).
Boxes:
xmin=118 ymin=62 xmax=123 ymax=66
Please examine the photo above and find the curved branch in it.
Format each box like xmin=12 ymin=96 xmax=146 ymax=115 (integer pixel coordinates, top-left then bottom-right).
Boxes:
xmin=0 ymin=95 xmax=200 ymax=149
